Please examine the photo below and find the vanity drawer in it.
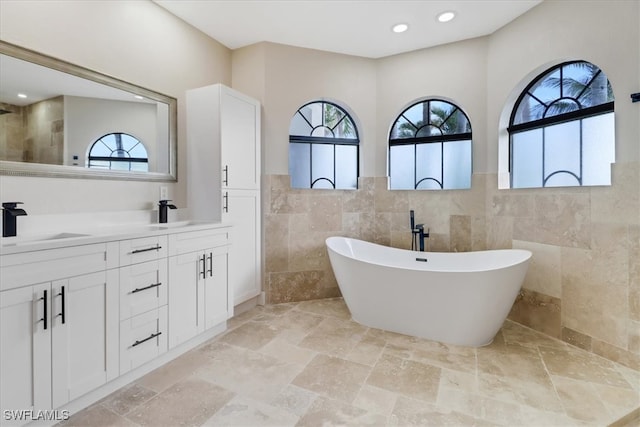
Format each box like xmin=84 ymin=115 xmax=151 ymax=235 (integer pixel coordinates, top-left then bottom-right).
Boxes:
xmin=168 ymin=227 xmax=231 ymax=256
xmin=119 ymin=306 xmax=168 ymax=375
xmin=119 ymin=235 xmax=168 ymax=266
xmin=0 ymin=243 xmax=108 ymax=291
xmin=119 ymin=259 xmax=168 ymax=320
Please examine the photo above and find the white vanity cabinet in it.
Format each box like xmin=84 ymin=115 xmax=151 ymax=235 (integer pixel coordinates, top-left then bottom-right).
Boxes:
xmin=187 ymin=83 xmax=262 ymax=306
xmin=167 ymin=227 xmax=231 ymax=349
xmin=219 ymin=86 xmax=260 ymax=190
xmin=0 ymin=223 xmax=231 ymax=425
xmin=222 ymin=188 xmax=260 ymax=304
xmin=0 ymin=243 xmax=118 ymax=413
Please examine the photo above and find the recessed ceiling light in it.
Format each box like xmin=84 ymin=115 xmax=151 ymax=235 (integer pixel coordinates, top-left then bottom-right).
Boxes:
xmin=17 ymin=93 xmax=27 ymax=98
xmin=134 ymin=95 xmax=144 ymax=100
xmin=437 ymin=11 xmax=456 ymax=23
xmin=392 ymin=23 xmax=409 ymax=33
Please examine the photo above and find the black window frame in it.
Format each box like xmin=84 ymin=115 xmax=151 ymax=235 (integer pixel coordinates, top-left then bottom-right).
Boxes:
xmin=507 ymin=60 xmax=615 ymax=188
xmin=289 ymin=101 xmax=360 ymax=189
xmin=388 ymin=98 xmax=472 ymax=190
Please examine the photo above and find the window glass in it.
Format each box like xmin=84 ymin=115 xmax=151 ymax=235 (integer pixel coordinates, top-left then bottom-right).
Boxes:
xmin=388 ymin=99 xmax=472 ymax=190
xmin=289 ymin=101 xmax=359 ymax=189
xmin=389 ymin=145 xmax=414 ymax=190
xmin=289 ymin=143 xmax=310 ymax=188
xmin=509 ymin=61 xmax=614 ymax=188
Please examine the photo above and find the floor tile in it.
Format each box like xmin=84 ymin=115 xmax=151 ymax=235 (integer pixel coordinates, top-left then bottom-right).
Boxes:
xmin=218 ymin=321 xmax=280 ymax=350
xmin=202 ymin=395 xmax=298 ymax=426
xmin=478 ymin=372 xmax=563 ymax=413
xmin=389 ymin=396 xmax=494 ymax=427
xmin=269 ymin=384 xmax=318 ymax=417
xmin=98 ymin=383 xmax=157 ymax=416
xmin=296 ymin=396 xmax=387 ymax=426
xmin=297 ymin=316 xmax=368 ymax=357
xmin=296 ymin=297 xmax=351 ymax=320
xmin=60 ymin=404 xmax=138 ymax=427
xmin=291 ymin=354 xmax=371 ymax=403
xmin=125 ymin=378 xmax=234 ymax=426
xmin=195 ymin=342 xmax=305 ymax=402
xmin=136 ymin=348 xmax=209 ymax=393
xmin=58 ymin=297 xmax=639 ymax=427
xmin=366 ymin=354 xmax=441 ymax=402
xmin=552 ymin=375 xmax=611 ymax=424
xmin=539 ymin=344 xmax=633 ymax=388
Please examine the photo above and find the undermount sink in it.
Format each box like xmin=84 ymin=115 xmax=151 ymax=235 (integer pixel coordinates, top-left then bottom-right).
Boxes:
xmin=147 ymin=220 xmax=201 ymax=229
xmin=2 ymin=232 xmax=91 ymax=246
xmin=42 ymin=232 xmax=90 ymax=240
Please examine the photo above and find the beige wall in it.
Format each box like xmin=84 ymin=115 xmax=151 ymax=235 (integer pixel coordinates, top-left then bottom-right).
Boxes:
xmin=234 ymin=42 xmax=378 ymax=178
xmin=235 ymin=0 xmax=640 ymax=369
xmin=0 ymin=0 xmax=231 ymax=215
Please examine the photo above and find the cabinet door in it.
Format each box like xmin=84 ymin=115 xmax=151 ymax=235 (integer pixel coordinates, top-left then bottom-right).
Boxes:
xmin=51 ymin=270 xmax=118 ymax=408
xmin=167 ymin=252 xmax=205 ymax=349
xmin=220 ymin=88 xmax=260 ymax=190
xmin=204 ymin=247 xmax=228 ymax=329
xmin=222 ymin=189 xmax=261 ymax=305
xmin=0 ymin=283 xmax=51 ymax=413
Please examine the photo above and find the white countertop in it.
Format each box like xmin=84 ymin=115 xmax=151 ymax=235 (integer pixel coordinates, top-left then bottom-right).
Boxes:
xmin=0 ymin=220 xmax=233 ymax=255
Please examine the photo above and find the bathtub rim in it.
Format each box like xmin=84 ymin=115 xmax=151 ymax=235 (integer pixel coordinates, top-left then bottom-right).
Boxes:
xmin=326 ymin=236 xmax=532 ymax=273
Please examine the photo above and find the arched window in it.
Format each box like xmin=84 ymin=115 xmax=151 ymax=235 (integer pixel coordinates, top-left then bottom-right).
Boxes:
xmin=289 ymin=101 xmax=359 ymax=189
xmin=388 ymin=99 xmax=472 ymax=190
xmin=508 ymin=61 xmax=614 ymax=188
xmin=88 ymin=132 xmax=148 ymax=172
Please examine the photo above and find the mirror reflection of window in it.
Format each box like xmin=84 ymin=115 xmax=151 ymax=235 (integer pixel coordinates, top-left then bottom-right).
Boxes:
xmin=508 ymin=61 xmax=615 ymax=188
xmin=87 ymin=132 xmax=148 ymax=172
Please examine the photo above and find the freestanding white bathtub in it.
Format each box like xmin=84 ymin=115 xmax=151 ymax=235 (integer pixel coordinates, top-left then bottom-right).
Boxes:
xmin=326 ymin=236 xmax=532 ymax=347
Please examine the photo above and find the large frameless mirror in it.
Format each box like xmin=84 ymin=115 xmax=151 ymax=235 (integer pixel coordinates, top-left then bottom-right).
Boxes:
xmin=0 ymin=40 xmax=177 ymax=181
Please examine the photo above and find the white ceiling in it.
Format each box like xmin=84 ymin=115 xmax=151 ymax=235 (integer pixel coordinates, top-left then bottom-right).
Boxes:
xmin=154 ymin=0 xmax=543 ymax=59
xmin=0 ymin=54 xmax=156 ymax=107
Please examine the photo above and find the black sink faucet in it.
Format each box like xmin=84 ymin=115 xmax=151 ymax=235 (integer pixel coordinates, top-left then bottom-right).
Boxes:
xmin=2 ymin=202 xmax=27 ymax=237
xmin=158 ymin=200 xmax=177 ymax=224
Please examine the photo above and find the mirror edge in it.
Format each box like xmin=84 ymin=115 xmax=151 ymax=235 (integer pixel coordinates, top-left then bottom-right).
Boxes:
xmin=0 ymin=40 xmax=178 ymax=182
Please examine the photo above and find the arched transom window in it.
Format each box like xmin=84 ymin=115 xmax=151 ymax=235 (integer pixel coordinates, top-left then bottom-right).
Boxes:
xmin=88 ymin=132 xmax=148 ymax=172
xmin=388 ymin=99 xmax=472 ymax=190
xmin=508 ymin=61 xmax=615 ymax=188
xmin=289 ymin=101 xmax=359 ymax=189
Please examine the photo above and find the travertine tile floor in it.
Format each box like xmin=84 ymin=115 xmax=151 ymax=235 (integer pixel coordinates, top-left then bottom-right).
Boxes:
xmin=60 ymin=298 xmax=639 ymax=427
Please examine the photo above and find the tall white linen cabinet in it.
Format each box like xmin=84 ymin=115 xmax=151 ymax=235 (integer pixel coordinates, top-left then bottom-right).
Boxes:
xmin=186 ymin=84 xmax=261 ymax=307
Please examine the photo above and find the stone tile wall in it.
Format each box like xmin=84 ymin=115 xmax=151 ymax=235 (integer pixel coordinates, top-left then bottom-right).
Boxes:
xmin=0 ymin=102 xmax=26 ymax=162
xmin=263 ymin=174 xmax=487 ymax=303
xmin=262 ymin=164 xmax=640 ymax=369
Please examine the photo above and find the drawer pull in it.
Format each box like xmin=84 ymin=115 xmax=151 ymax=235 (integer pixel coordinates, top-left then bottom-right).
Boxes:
xmin=131 ymin=282 xmax=162 ymax=294
xmin=131 ymin=245 xmax=162 ymax=254
xmin=132 ymin=332 xmax=162 ymax=348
